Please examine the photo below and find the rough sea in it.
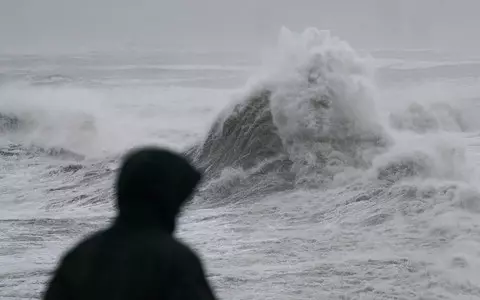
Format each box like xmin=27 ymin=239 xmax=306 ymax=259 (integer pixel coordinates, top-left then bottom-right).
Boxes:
xmin=2 ymin=28 xmax=480 ymax=299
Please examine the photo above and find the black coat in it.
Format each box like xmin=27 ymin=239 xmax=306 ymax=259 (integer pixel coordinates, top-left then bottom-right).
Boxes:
xmin=42 ymin=147 xmax=218 ymax=300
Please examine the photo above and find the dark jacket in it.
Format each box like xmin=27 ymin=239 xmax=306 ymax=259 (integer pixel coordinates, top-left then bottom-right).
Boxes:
xmin=42 ymin=147 xmax=217 ymax=300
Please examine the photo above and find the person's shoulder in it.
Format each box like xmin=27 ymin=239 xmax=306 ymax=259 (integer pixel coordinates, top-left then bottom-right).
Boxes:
xmin=169 ymin=238 xmax=206 ymax=270
xmin=170 ymin=237 xmax=195 ymax=255
xmin=167 ymin=238 xmax=218 ymax=300
xmin=58 ymin=230 xmax=107 ymax=266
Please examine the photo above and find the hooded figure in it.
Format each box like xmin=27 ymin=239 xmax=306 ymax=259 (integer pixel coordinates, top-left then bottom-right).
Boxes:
xmin=42 ymin=147 xmax=218 ymax=300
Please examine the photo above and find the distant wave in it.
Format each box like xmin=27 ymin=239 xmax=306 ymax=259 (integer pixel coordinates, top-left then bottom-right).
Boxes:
xmin=0 ymin=143 xmax=85 ymax=161
xmin=83 ymin=64 xmax=254 ymax=72
xmin=29 ymin=74 xmax=75 ymax=86
xmin=378 ymin=62 xmax=480 ymax=85
xmin=0 ymin=93 xmax=99 ymax=158
xmin=389 ymin=102 xmax=468 ymax=134
xmin=386 ymin=61 xmax=480 ymax=70
xmin=0 ymin=108 xmax=86 ymax=160
xmin=0 ymin=112 xmax=22 ymax=133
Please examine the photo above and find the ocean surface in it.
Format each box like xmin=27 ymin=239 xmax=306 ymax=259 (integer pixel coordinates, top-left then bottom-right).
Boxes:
xmin=2 ymin=28 xmax=480 ymax=299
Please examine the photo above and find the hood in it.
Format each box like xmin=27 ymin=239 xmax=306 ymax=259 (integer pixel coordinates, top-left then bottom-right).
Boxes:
xmin=114 ymin=146 xmax=202 ymax=233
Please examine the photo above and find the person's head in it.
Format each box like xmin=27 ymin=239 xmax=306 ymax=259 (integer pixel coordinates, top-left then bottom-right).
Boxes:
xmin=114 ymin=146 xmax=201 ymax=232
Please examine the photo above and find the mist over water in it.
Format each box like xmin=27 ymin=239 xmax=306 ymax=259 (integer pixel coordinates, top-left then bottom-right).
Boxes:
xmin=2 ymin=1 xmax=480 ymax=299
xmin=2 ymin=0 xmax=480 ymax=54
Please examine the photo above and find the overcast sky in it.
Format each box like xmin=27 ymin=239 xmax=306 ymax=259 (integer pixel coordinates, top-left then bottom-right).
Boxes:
xmin=1 ymin=0 xmax=479 ymax=54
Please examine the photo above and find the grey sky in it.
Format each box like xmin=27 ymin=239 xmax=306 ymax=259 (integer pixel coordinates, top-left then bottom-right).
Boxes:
xmin=1 ymin=0 xmax=479 ymax=54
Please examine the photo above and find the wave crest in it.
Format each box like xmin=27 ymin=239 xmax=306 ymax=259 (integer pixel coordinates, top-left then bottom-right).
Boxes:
xmin=389 ymin=102 xmax=467 ymax=133
xmin=188 ymin=28 xmax=389 ymax=187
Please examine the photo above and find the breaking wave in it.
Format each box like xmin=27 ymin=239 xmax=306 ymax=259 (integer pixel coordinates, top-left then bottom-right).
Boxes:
xmin=188 ymin=28 xmax=388 ymax=187
xmin=186 ymin=28 xmax=478 ymax=202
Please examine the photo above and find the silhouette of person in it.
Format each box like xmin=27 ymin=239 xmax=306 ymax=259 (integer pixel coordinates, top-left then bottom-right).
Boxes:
xmin=42 ymin=146 xmax=218 ymax=300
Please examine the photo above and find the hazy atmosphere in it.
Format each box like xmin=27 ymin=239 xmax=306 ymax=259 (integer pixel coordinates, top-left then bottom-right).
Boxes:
xmin=2 ymin=0 xmax=480 ymax=53
xmin=3 ymin=1 xmax=480 ymax=299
